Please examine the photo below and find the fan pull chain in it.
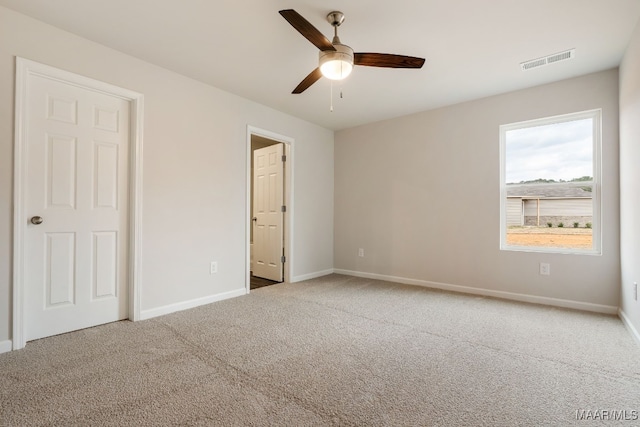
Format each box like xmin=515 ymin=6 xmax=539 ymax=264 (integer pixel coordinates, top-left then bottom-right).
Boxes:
xmin=330 ymin=81 xmax=334 ymax=112
xmin=329 ymin=83 xmax=345 ymax=112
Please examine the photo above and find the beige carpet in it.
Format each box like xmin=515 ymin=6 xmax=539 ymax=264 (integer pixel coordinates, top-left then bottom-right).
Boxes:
xmin=1 ymin=274 xmax=639 ymax=426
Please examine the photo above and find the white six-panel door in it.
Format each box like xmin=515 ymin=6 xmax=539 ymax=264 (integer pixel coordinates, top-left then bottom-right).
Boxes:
xmin=253 ymin=144 xmax=284 ymax=282
xmin=24 ymin=72 xmax=130 ymax=341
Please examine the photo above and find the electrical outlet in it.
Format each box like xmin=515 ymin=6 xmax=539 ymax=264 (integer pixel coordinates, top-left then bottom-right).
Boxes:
xmin=358 ymin=248 xmax=364 ymax=257
xmin=539 ymin=263 xmax=550 ymax=276
xmin=210 ymin=261 xmax=217 ymax=275
xmin=634 ymin=282 xmax=638 ymax=301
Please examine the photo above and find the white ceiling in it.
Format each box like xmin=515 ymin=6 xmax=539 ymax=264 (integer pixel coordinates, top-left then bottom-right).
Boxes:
xmin=2 ymin=0 xmax=639 ymax=131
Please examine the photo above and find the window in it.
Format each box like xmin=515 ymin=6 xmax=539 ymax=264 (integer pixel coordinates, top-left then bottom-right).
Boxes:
xmin=500 ymin=109 xmax=601 ymax=254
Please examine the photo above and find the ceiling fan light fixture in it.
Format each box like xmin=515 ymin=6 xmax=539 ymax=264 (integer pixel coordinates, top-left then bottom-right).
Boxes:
xmin=319 ymin=44 xmax=354 ymax=80
xmin=279 ymin=9 xmax=425 ymax=93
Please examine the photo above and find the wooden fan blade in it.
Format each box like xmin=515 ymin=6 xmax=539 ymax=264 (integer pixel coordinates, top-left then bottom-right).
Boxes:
xmin=279 ymin=9 xmax=336 ymax=52
xmin=292 ymin=68 xmax=323 ymax=94
xmin=354 ymin=53 xmax=425 ymax=68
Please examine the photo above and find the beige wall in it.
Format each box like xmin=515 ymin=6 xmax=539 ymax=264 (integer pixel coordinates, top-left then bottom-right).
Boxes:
xmin=619 ymin=19 xmax=640 ymax=337
xmin=335 ymin=69 xmax=620 ymax=309
xmin=0 ymin=7 xmax=334 ymax=345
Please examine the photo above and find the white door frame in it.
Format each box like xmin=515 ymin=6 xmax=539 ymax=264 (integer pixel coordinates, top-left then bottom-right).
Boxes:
xmin=246 ymin=126 xmax=293 ymax=291
xmin=12 ymin=57 xmax=144 ymax=350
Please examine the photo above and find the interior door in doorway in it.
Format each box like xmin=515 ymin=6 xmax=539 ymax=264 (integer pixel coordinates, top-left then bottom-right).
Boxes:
xmin=253 ymin=143 xmax=284 ymax=282
xmin=23 ymin=72 xmax=130 ymax=342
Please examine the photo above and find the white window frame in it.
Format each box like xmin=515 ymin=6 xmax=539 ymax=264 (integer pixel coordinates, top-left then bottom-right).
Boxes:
xmin=499 ymin=109 xmax=602 ymax=255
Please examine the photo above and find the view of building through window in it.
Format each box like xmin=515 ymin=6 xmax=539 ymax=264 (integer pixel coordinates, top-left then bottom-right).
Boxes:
xmin=501 ymin=111 xmax=600 ymax=253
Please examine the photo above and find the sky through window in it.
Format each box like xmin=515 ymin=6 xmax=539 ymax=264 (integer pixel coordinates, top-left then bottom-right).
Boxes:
xmin=505 ymin=118 xmax=592 ymax=184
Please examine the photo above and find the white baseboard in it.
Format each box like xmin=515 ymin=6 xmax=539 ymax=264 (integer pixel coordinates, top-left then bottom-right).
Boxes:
xmin=140 ymin=288 xmax=247 ymax=321
xmin=334 ymin=269 xmax=618 ymax=315
xmin=291 ymin=269 xmax=335 ymax=283
xmin=0 ymin=340 xmax=12 ymax=354
xmin=619 ymin=309 xmax=640 ymax=346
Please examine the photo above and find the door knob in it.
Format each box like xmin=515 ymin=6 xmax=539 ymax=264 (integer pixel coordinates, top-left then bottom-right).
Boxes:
xmin=30 ymin=216 xmax=43 ymax=225
xmin=252 ymin=217 xmax=257 ymax=222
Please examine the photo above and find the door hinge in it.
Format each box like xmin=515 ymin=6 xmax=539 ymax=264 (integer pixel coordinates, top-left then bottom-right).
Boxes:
xmin=281 ymin=255 xmax=286 ymax=263
xmin=281 ymin=205 xmax=286 ymax=213
xmin=282 ymin=155 xmax=286 ymax=162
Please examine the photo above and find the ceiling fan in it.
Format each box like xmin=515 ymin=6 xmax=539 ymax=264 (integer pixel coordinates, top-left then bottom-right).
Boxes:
xmin=279 ymin=9 xmax=426 ymax=94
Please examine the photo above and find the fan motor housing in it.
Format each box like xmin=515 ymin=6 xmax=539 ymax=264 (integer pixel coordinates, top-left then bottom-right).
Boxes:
xmin=319 ymin=43 xmax=354 ymax=80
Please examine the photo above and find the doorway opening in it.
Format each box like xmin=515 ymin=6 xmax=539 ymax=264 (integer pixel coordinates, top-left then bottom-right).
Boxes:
xmin=246 ymin=127 xmax=293 ymax=292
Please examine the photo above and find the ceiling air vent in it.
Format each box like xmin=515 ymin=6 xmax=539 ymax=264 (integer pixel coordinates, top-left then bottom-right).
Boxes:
xmin=521 ymin=49 xmax=575 ymax=71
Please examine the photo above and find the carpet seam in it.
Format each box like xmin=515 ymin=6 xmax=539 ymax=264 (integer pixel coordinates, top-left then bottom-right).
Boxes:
xmin=154 ymin=319 xmax=358 ymax=427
